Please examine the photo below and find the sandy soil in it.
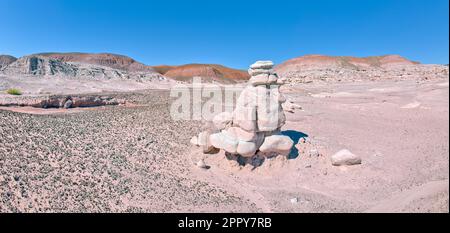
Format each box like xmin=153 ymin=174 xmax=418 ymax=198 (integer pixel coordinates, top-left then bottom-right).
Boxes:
xmin=0 ymin=79 xmax=448 ymax=212
xmin=189 ymin=79 xmax=449 ymax=212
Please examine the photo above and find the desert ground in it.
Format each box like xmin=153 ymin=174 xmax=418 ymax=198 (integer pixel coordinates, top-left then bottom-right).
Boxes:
xmin=0 ymin=77 xmax=448 ymax=212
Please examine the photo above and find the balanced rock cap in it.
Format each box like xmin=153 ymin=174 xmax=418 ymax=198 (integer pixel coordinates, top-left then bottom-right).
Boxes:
xmin=250 ymin=61 xmax=274 ymax=70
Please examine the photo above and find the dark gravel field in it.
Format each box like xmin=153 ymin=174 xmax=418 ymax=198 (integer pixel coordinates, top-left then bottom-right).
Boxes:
xmin=0 ymin=90 xmax=257 ymax=212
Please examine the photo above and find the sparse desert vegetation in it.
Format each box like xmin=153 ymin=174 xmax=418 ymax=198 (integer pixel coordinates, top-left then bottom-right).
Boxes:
xmin=6 ymin=88 xmax=22 ymax=95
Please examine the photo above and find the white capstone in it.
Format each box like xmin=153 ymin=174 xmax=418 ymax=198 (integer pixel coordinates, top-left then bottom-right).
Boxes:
xmin=250 ymin=61 xmax=274 ymax=69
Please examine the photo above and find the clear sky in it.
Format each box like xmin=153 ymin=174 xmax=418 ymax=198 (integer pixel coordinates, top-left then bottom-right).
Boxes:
xmin=1 ymin=0 xmax=448 ymax=68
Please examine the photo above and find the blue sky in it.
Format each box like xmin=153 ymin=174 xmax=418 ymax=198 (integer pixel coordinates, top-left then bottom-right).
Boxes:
xmin=0 ymin=0 xmax=448 ymax=68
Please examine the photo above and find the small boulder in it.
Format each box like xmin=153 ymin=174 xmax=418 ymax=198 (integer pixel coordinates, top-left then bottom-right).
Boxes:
xmin=63 ymin=99 xmax=73 ymax=109
xmin=197 ymin=131 xmax=218 ymax=154
xmin=331 ymin=149 xmax=361 ymax=166
xmin=259 ymin=135 xmax=294 ymax=156
xmin=248 ymin=68 xmax=271 ymax=76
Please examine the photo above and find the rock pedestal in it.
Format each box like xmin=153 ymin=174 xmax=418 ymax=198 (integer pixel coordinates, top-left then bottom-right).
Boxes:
xmin=207 ymin=61 xmax=294 ymax=165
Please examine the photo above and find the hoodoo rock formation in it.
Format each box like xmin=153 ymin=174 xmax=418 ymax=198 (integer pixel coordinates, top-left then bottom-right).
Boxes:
xmin=192 ymin=61 xmax=294 ymax=166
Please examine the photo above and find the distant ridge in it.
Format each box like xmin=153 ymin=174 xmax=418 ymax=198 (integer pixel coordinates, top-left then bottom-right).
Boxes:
xmin=274 ymin=54 xmax=447 ymax=83
xmin=34 ymin=52 xmax=154 ymax=72
xmin=0 ymin=55 xmax=17 ymax=70
xmin=156 ymin=63 xmax=250 ymax=83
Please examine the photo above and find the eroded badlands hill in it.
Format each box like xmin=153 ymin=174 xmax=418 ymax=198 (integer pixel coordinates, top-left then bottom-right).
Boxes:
xmin=154 ymin=64 xmax=250 ymax=83
xmin=275 ymin=55 xmax=448 ymax=83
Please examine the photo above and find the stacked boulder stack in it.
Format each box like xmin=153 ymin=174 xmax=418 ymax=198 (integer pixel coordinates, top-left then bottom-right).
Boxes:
xmin=193 ymin=60 xmax=294 ymax=166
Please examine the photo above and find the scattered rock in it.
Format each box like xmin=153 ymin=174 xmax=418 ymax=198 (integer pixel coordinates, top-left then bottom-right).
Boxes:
xmin=259 ymin=135 xmax=294 ymax=156
xmin=196 ymin=160 xmax=208 ymax=169
xmin=250 ymin=61 xmax=274 ymax=69
xmin=331 ymin=149 xmax=362 ymax=166
xmin=203 ymin=60 xmax=294 ymax=166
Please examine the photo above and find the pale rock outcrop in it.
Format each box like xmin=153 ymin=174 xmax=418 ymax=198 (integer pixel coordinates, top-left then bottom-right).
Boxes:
xmin=0 ymin=95 xmax=124 ymax=108
xmin=190 ymin=136 xmax=199 ymax=146
xmin=198 ymin=60 xmax=294 ymax=166
xmin=0 ymin=55 xmax=17 ymax=70
xmin=259 ymin=135 xmax=294 ymax=156
xmin=2 ymin=55 xmax=165 ymax=81
xmin=283 ymin=101 xmax=302 ymax=113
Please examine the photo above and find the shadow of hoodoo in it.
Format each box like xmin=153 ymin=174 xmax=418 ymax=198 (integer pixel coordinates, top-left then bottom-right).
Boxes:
xmin=281 ymin=130 xmax=309 ymax=159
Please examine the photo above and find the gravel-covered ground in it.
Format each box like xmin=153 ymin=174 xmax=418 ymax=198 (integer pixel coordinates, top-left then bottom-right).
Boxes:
xmin=0 ymin=90 xmax=258 ymax=212
xmin=0 ymin=79 xmax=448 ymax=213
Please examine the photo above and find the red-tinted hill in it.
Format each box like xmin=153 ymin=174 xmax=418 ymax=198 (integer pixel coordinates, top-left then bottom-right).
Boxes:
xmin=275 ymin=54 xmax=419 ymax=74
